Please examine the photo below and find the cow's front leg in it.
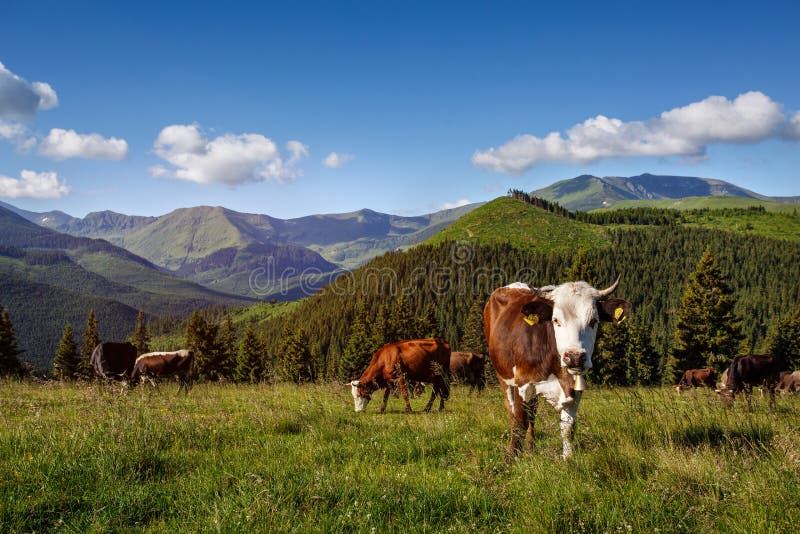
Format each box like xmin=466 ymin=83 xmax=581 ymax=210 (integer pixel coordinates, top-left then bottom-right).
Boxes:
xmin=524 ymin=397 xmax=539 ymax=452
xmin=559 ymin=391 xmax=582 ymax=460
xmin=423 ymin=387 xmax=437 ymax=412
xmin=509 ymin=386 xmax=529 ymax=457
xmin=379 ymin=387 xmax=391 ymax=413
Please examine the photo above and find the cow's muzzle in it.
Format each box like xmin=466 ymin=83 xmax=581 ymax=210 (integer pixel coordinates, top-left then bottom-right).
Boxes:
xmin=562 ymin=350 xmax=587 ymax=371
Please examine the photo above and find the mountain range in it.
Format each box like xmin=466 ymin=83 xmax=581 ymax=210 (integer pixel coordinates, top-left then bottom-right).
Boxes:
xmin=0 ymin=201 xmax=480 ymax=299
xmin=532 ymin=173 xmax=800 ymax=211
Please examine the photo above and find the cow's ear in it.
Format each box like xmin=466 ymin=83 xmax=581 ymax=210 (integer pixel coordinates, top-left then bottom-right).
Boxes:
xmin=520 ymin=299 xmax=553 ymax=326
xmin=598 ymin=298 xmax=632 ymax=323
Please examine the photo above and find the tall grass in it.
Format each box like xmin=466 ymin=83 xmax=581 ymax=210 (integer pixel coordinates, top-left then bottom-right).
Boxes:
xmin=1 ymin=381 xmax=797 ymax=532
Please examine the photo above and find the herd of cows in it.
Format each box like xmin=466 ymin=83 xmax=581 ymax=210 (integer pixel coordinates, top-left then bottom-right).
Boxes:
xmin=88 ymin=277 xmax=798 ymax=460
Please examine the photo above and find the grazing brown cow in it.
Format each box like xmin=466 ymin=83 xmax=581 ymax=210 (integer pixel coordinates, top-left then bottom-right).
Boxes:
xmin=449 ymin=351 xmax=487 ymax=393
xmin=130 ymin=350 xmax=194 ymax=393
xmin=90 ymin=342 xmax=137 ymax=381
xmin=675 ymin=368 xmax=718 ymax=393
xmin=717 ymin=354 xmax=785 ymax=410
xmin=484 ymin=278 xmax=630 ymax=460
xmin=776 ymin=371 xmax=800 ymax=394
xmin=348 ymin=338 xmax=450 ymax=413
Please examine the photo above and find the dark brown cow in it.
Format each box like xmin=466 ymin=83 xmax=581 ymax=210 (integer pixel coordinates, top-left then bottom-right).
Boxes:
xmin=449 ymin=351 xmax=487 ymax=393
xmin=484 ymin=279 xmax=630 ymax=460
xmin=717 ymin=354 xmax=785 ymax=409
xmin=348 ymin=338 xmax=450 ymax=413
xmin=130 ymin=350 xmax=194 ymax=393
xmin=675 ymin=368 xmax=718 ymax=393
xmin=90 ymin=342 xmax=137 ymax=381
xmin=776 ymin=371 xmax=800 ymax=394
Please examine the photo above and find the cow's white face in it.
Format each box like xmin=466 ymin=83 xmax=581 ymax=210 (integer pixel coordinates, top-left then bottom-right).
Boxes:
xmin=542 ymin=282 xmax=604 ymax=374
xmin=349 ymin=381 xmax=371 ymax=412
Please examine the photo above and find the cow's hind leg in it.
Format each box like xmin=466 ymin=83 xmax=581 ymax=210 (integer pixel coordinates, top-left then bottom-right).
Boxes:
xmin=423 ymin=386 xmax=437 ymax=412
xmin=397 ymin=377 xmax=413 ymax=413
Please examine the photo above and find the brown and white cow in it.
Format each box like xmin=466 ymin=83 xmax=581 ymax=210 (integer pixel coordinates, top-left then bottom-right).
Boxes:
xmin=776 ymin=370 xmax=800 ymax=394
xmin=130 ymin=350 xmax=194 ymax=393
xmin=348 ymin=338 xmax=450 ymax=414
xmin=675 ymin=368 xmax=718 ymax=393
xmin=449 ymin=351 xmax=487 ymax=393
xmin=717 ymin=353 xmax=785 ymax=409
xmin=484 ymin=278 xmax=630 ymax=460
xmin=90 ymin=342 xmax=137 ymax=381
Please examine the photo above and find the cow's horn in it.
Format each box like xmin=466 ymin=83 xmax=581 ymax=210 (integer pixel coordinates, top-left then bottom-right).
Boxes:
xmin=597 ymin=275 xmax=621 ymax=297
xmin=348 ymin=380 xmax=359 ymax=386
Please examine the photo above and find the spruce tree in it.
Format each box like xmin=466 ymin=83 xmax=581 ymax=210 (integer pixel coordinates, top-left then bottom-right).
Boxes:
xmin=78 ymin=309 xmax=100 ymax=380
xmin=235 ymin=322 xmax=264 ymax=383
xmin=414 ymin=303 xmax=439 ymax=339
xmin=565 ymin=248 xmax=598 ymax=285
xmin=665 ymin=247 xmax=743 ymax=383
xmin=218 ymin=314 xmax=238 ymax=380
xmin=0 ymin=308 xmax=24 ymax=377
xmin=592 ymin=322 xmax=631 ymax=385
xmin=341 ymin=300 xmax=375 ymax=380
xmin=52 ymin=324 xmax=81 ymax=380
xmin=388 ymin=294 xmax=414 ymax=342
xmin=625 ymin=319 xmax=660 ymax=386
xmin=766 ymin=306 xmax=800 ymax=369
xmin=130 ymin=311 xmax=150 ymax=355
xmin=460 ymin=297 xmax=487 ymax=354
xmin=186 ymin=311 xmax=222 ymax=381
xmin=371 ymin=303 xmax=391 ymax=347
xmin=278 ymin=322 xmax=313 ymax=383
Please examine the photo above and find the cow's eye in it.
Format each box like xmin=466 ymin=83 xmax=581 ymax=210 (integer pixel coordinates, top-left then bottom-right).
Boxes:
xmin=589 ymin=318 xmax=598 ymax=328
xmin=553 ymin=318 xmax=561 ymax=327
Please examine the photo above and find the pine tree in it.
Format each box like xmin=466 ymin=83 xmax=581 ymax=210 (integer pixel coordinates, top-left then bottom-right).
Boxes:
xmin=341 ymin=300 xmax=375 ymax=380
xmin=218 ymin=314 xmax=238 ymax=380
xmin=235 ymin=322 xmax=264 ymax=383
xmin=414 ymin=303 xmax=439 ymax=339
xmin=186 ymin=311 xmax=222 ymax=381
xmin=766 ymin=306 xmax=800 ymax=370
xmin=0 ymin=308 xmax=24 ymax=377
xmin=665 ymin=247 xmax=744 ymax=383
xmin=130 ymin=311 xmax=150 ymax=356
xmin=278 ymin=322 xmax=313 ymax=383
xmin=52 ymin=324 xmax=81 ymax=380
xmin=78 ymin=309 xmax=100 ymax=380
xmin=460 ymin=297 xmax=487 ymax=354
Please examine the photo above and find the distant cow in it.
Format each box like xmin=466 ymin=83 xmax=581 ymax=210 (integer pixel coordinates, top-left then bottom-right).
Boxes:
xmin=776 ymin=371 xmax=800 ymax=394
xmin=90 ymin=342 xmax=137 ymax=381
xmin=717 ymin=354 xmax=785 ymax=409
xmin=348 ymin=338 xmax=450 ymax=413
xmin=675 ymin=368 xmax=718 ymax=393
xmin=484 ymin=278 xmax=630 ymax=460
xmin=130 ymin=350 xmax=194 ymax=393
xmin=449 ymin=351 xmax=486 ymax=393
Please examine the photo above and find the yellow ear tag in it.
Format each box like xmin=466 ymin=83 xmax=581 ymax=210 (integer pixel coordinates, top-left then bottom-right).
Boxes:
xmin=614 ymin=307 xmax=625 ymax=322
xmin=523 ymin=314 xmax=539 ymax=326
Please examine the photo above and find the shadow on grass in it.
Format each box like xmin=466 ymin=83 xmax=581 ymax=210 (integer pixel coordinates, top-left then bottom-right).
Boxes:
xmin=670 ymin=424 xmax=774 ymax=451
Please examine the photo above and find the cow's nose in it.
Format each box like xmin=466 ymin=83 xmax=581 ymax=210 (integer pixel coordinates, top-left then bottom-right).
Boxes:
xmin=562 ymin=350 xmax=587 ymax=369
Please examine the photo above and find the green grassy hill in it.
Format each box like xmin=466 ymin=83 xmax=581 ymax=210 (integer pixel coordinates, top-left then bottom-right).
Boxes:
xmin=426 ymin=196 xmax=609 ymax=253
xmin=599 ymin=196 xmax=799 ymax=212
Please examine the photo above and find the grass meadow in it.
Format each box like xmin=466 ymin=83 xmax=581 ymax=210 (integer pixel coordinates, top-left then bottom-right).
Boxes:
xmin=1 ymin=381 xmax=798 ymax=533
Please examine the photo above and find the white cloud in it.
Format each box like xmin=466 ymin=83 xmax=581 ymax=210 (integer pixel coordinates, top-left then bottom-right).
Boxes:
xmin=473 ymin=91 xmax=798 ymax=174
xmin=0 ymin=61 xmax=58 ymax=120
xmin=439 ymin=199 xmax=471 ymax=210
xmin=323 ymin=152 xmax=355 ymax=169
xmin=152 ymin=123 xmax=307 ymax=185
xmin=0 ymin=169 xmax=70 ymax=198
xmin=38 ymin=128 xmax=128 ymax=160
xmin=786 ymin=112 xmax=800 ymax=140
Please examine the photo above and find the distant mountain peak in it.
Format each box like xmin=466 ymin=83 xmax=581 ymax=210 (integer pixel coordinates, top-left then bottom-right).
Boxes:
xmin=532 ymin=173 xmax=784 ymax=211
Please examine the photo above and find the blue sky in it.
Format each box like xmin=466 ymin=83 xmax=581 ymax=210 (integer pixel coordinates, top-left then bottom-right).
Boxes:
xmin=1 ymin=0 xmax=798 ymax=218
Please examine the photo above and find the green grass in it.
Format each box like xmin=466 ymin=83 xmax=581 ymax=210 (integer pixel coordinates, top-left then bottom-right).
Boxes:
xmin=427 ymin=197 xmax=609 ymax=254
xmin=2 ymin=381 xmax=798 ymax=532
